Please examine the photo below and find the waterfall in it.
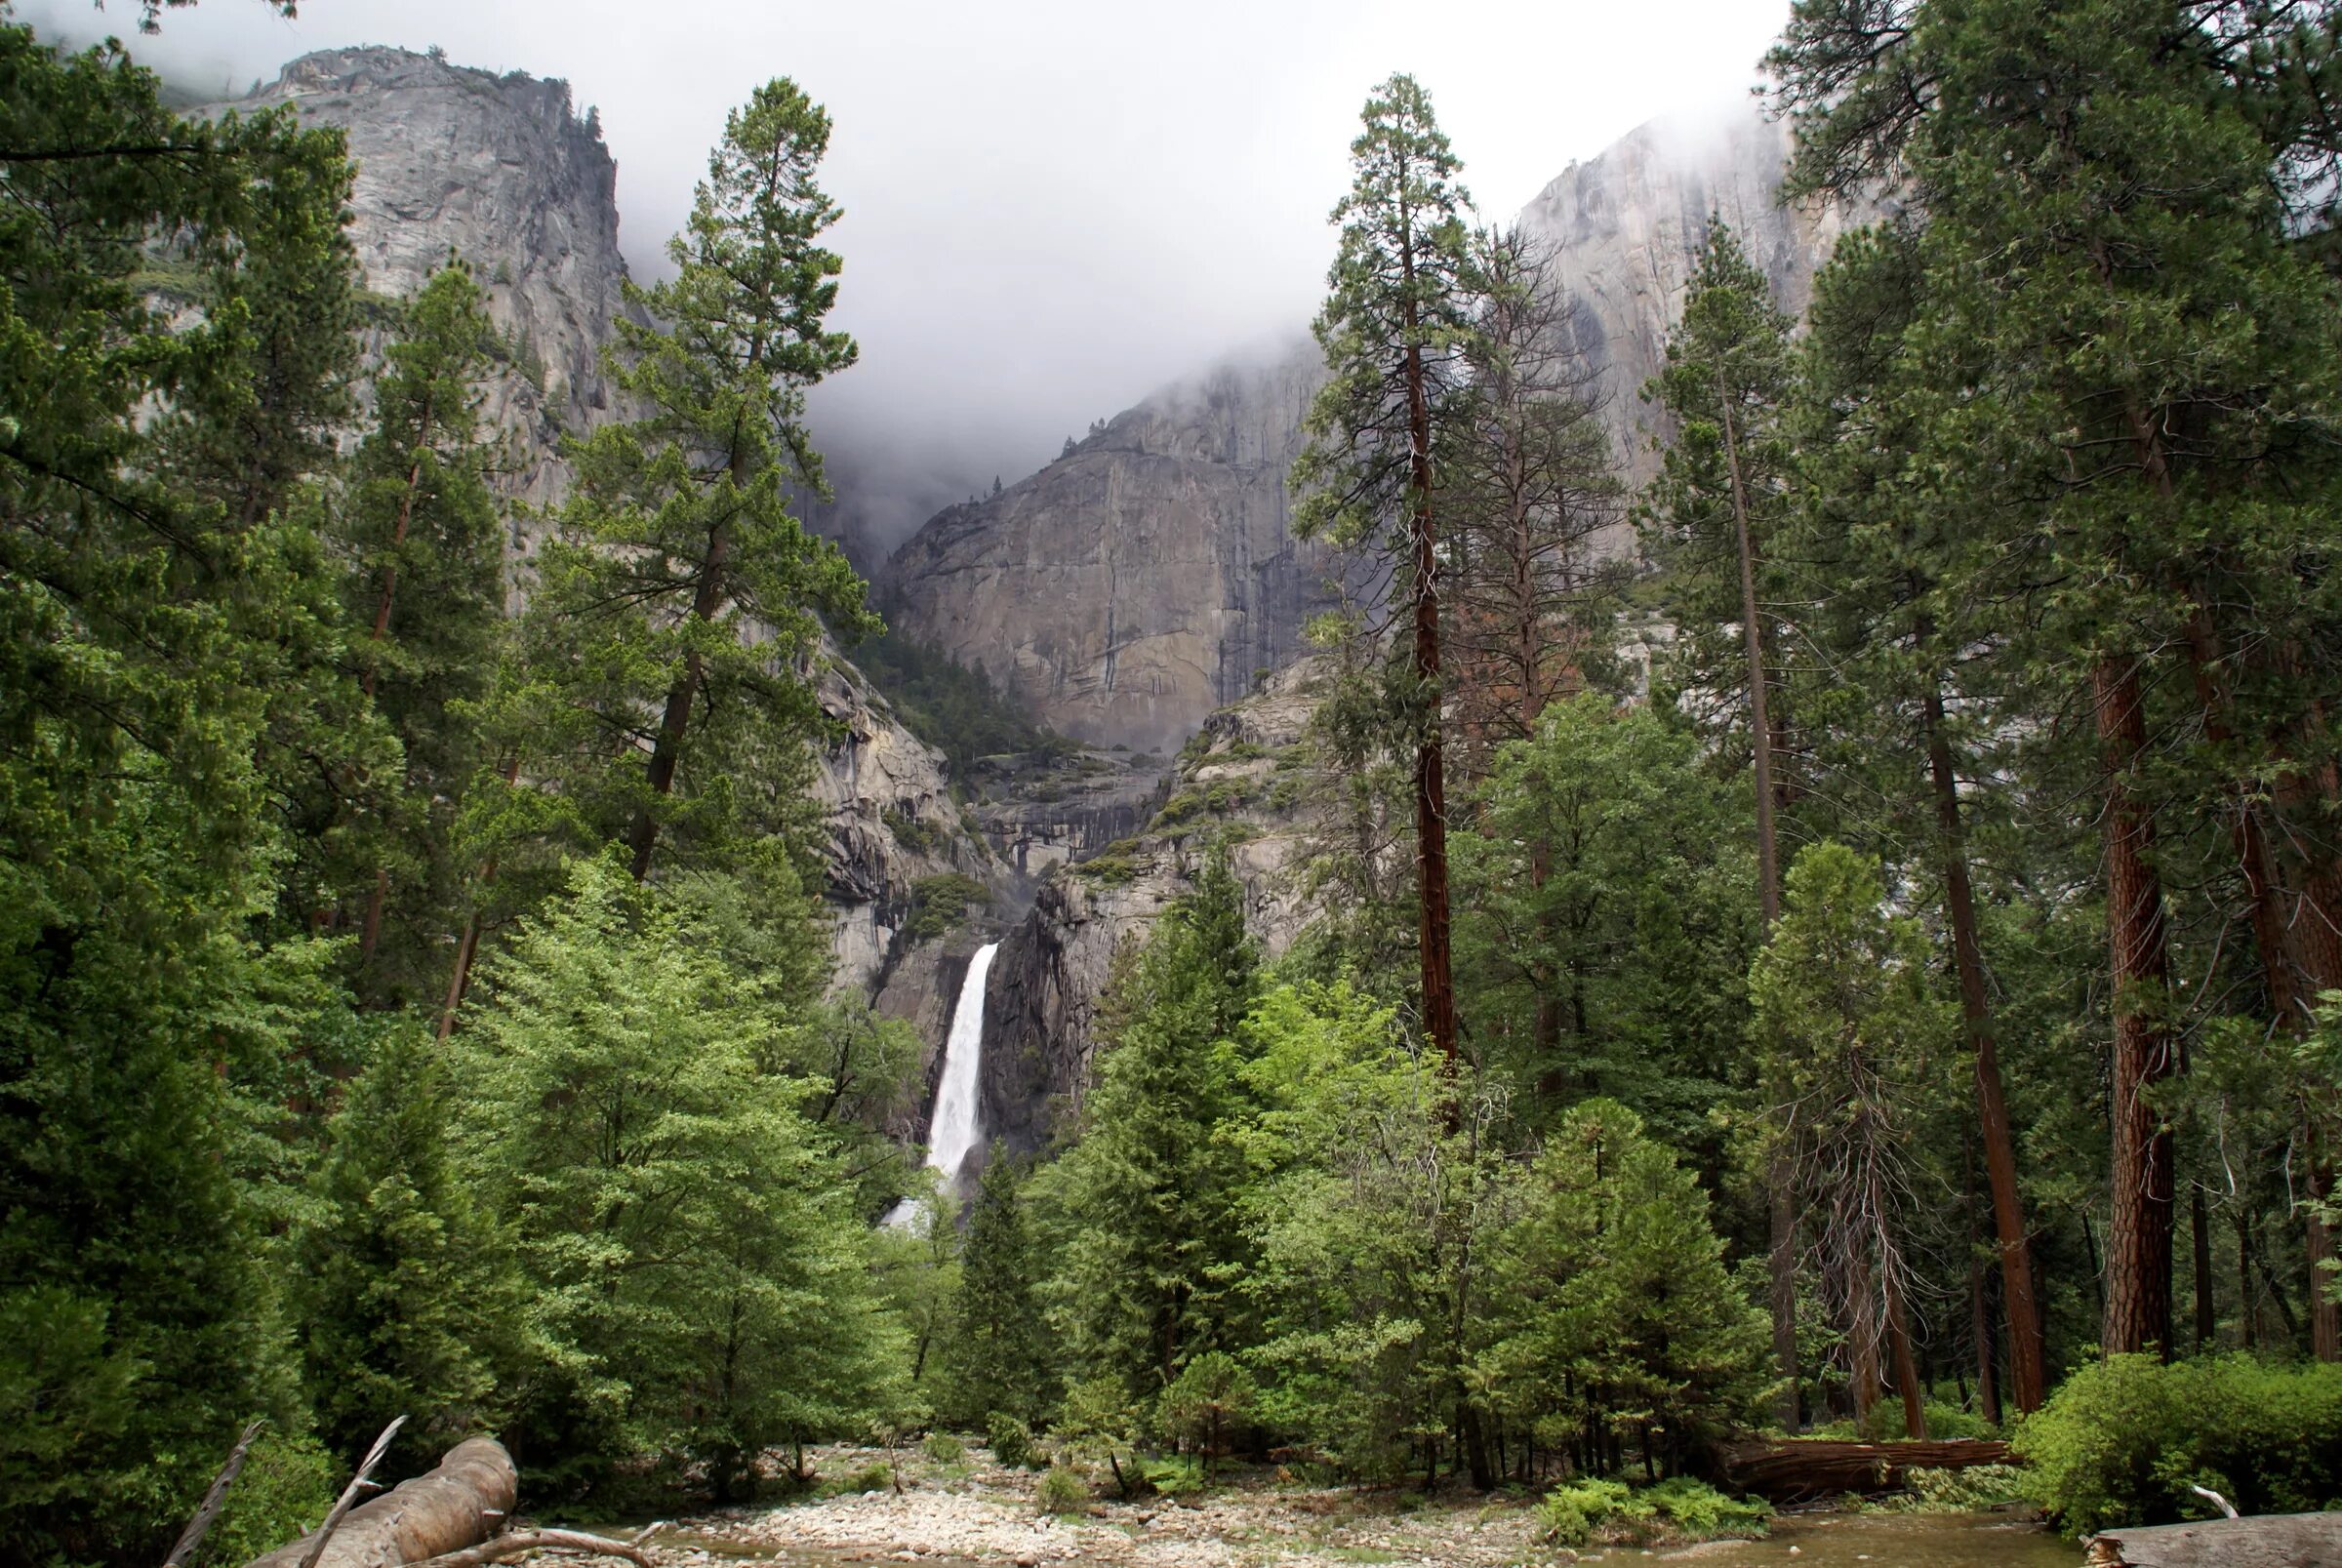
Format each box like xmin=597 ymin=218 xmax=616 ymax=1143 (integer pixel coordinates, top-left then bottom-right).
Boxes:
xmin=883 ymin=941 xmax=999 ymax=1229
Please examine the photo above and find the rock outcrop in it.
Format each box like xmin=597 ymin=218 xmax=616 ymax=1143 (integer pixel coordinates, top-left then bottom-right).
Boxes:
xmin=883 ymin=340 xmax=1339 ymax=754
xmin=1514 ymin=107 xmax=1859 ymax=497
xmin=206 ymin=46 xmax=640 ymax=507
xmin=884 ymin=105 xmax=1852 ymax=756
xmin=979 ymin=663 xmax=1324 ymax=1154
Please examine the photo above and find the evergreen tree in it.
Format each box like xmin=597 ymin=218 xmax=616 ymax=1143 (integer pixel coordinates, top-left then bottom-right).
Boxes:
xmin=1641 ymin=222 xmax=1806 ymax=1419
xmin=1048 ymin=852 xmax=1259 ymax=1394
xmin=531 ymin=78 xmax=874 ymax=883
xmin=1480 ymin=1098 xmax=1771 ymax=1475
xmin=1751 ymin=843 xmax=1957 ymax=1437
xmin=0 ymin=27 xmax=368 ymax=1558
xmin=1293 ymin=72 xmax=1474 ymax=1073
xmin=1771 ymin=0 xmax=2342 ymax=1359
xmin=332 ymin=261 xmax=505 ymax=1004
xmin=941 ymin=1150 xmax=1049 ymax=1427
xmin=292 ymin=1024 xmax=522 ymax=1472
xmin=456 ymin=857 xmax=898 ymax=1500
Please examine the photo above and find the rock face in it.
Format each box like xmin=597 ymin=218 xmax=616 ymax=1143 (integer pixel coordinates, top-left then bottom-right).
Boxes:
xmin=979 ymin=663 xmax=1323 ymax=1155
xmin=1514 ymin=107 xmax=1858 ymax=498
xmin=885 ymin=105 xmax=1851 ymax=756
xmin=208 ymin=47 xmax=640 ymax=506
xmin=883 ymin=341 xmax=1339 ymax=754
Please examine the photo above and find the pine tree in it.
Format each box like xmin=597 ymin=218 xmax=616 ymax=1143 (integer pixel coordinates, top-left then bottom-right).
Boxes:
xmin=1771 ymin=0 xmax=2342 ymax=1359
xmin=1642 ymin=218 xmax=1804 ymax=1421
xmin=333 ymin=261 xmax=505 ymax=1004
xmin=941 ymin=1151 xmax=1049 ymax=1427
xmin=532 ymin=77 xmax=874 ymax=883
xmin=1049 ymin=853 xmax=1259 ymax=1393
xmin=1293 ymin=72 xmax=1474 ymax=1075
xmin=292 ymin=1024 xmax=522 ymax=1471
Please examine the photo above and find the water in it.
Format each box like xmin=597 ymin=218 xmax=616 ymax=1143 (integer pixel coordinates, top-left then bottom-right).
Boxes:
xmin=1652 ymin=1509 xmax=2078 ymax=1566
xmin=883 ymin=941 xmax=999 ymax=1228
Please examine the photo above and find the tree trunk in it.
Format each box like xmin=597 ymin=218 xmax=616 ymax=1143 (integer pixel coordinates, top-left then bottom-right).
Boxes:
xmin=626 ymin=518 xmax=733 ymax=883
xmin=1400 ymin=298 xmax=1457 ymax=1076
xmin=244 ymin=1438 xmax=515 ymax=1568
xmin=1884 ymin=1263 xmax=1926 ymax=1440
xmin=2096 ymin=654 xmax=2177 ymax=1358
xmin=437 ymin=754 xmax=520 ymax=1040
xmin=1719 ymin=374 xmax=1797 ymax=1424
xmin=1922 ymin=678 xmax=2046 ymax=1410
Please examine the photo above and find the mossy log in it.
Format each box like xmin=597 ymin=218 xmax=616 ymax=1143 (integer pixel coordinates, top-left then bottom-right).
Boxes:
xmin=1715 ymin=1436 xmax=2011 ymax=1501
xmin=2085 ymin=1512 xmax=2342 ymax=1566
xmin=244 ymin=1437 xmax=516 ymax=1568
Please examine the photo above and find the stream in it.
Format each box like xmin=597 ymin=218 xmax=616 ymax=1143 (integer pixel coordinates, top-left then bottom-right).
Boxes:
xmin=1653 ymin=1509 xmax=2077 ymax=1566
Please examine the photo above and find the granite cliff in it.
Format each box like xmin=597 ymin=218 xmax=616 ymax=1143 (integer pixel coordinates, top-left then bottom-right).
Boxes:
xmin=883 ymin=105 xmax=1846 ymax=759
xmin=207 ymin=47 xmax=640 ymax=507
xmin=883 ymin=341 xmax=1338 ymax=754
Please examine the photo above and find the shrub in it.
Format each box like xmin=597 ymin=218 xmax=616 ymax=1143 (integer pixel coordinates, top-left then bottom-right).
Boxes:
xmin=1142 ymin=1454 xmax=1207 ymax=1497
xmin=922 ymin=1429 xmax=965 ymax=1465
xmin=1160 ymin=1350 xmax=1258 ymax=1460
xmin=987 ymin=1410 xmax=1039 ymax=1470
xmin=1858 ymin=1396 xmax=1999 ymax=1442
xmin=1901 ymin=1464 xmax=2027 ymax=1511
xmin=905 ymin=874 xmax=988 ymax=943
xmin=2013 ymin=1354 xmax=2342 ymax=1535
xmin=830 ymin=1460 xmax=895 ymax=1495
xmin=198 ymin=1429 xmax=340 ymax=1568
xmin=1535 ymin=1477 xmax=1766 ymax=1548
xmin=1034 ymin=1465 xmax=1090 ymax=1513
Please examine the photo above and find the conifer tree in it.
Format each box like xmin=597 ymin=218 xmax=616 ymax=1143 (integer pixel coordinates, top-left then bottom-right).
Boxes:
xmin=333 ymin=261 xmax=505 ymax=1001
xmin=1643 ymin=219 xmax=1803 ymax=1420
xmin=941 ymin=1150 xmax=1049 ymax=1427
xmin=1050 ymin=853 xmax=1259 ymax=1393
xmin=533 ymin=78 xmax=874 ymax=883
xmin=1294 ymin=72 xmax=1473 ymax=1073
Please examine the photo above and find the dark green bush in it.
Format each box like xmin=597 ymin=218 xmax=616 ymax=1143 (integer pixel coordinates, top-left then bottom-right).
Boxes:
xmin=1034 ymin=1464 xmax=1090 ymax=1513
xmin=987 ymin=1409 xmax=1038 ymax=1469
xmin=2012 ymin=1354 xmax=2342 ymax=1535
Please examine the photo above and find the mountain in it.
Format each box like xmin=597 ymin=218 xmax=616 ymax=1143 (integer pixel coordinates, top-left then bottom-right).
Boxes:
xmin=207 ymin=47 xmax=640 ymax=507
xmin=884 ymin=339 xmax=1337 ymax=754
xmin=883 ymin=104 xmax=1849 ymax=754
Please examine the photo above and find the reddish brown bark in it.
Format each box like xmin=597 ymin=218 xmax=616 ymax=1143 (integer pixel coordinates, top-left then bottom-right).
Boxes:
xmin=1921 ymin=681 xmax=2046 ymax=1411
xmin=2095 ymin=655 xmax=2177 ymax=1358
xmin=626 ymin=519 xmax=732 ymax=883
xmin=436 ymin=754 xmax=521 ymax=1041
xmin=1884 ymin=1263 xmax=1926 ymax=1441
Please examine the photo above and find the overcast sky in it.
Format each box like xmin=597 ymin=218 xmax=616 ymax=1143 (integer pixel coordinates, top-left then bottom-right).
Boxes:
xmin=26 ymin=0 xmax=1792 ymax=546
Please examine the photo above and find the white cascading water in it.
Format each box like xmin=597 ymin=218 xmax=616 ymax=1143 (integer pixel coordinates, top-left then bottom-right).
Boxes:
xmin=883 ymin=941 xmax=1000 ymax=1229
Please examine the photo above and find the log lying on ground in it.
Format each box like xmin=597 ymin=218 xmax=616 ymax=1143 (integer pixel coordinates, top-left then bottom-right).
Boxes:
xmin=2086 ymin=1512 xmax=2342 ymax=1566
xmin=1715 ymin=1436 xmax=2012 ymax=1502
xmin=245 ymin=1437 xmax=517 ymax=1568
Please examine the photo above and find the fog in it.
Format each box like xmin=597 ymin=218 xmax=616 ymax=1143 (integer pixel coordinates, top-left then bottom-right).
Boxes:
xmin=23 ymin=0 xmax=1790 ymax=549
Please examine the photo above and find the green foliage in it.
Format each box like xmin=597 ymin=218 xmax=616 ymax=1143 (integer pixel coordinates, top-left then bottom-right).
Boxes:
xmin=194 ymin=1430 xmax=339 ymax=1568
xmin=1160 ymin=1350 xmax=1258 ymax=1459
xmin=1141 ymin=1454 xmax=1207 ymax=1498
xmin=457 ymin=857 xmax=899 ymax=1501
xmin=1482 ymin=1098 xmax=1773 ymax=1467
xmin=833 ymin=1460 xmax=896 ymax=1495
xmin=292 ymin=1023 xmax=522 ymax=1473
xmin=906 ymin=873 xmax=989 ymax=944
xmin=986 ymin=1410 xmax=1039 ymax=1470
xmin=1034 ymin=1464 xmax=1091 ymax=1513
xmin=852 ymin=625 xmax=1070 ymax=776
xmin=524 ymin=76 xmax=872 ymax=880
xmin=1046 ymin=852 xmax=1260 ymax=1393
xmin=940 ymin=1152 xmax=1051 ymax=1427
xmin=1897 ymin=1465 xmax=2028 ymax=1511
xmin=922 ymin=1429 xmax=966 ymax=1465
xmin=2012 ymin=1354 xmax=2342 ymax=1535
xmin=1536 ymin=1476 xmax=1767 ymax=1548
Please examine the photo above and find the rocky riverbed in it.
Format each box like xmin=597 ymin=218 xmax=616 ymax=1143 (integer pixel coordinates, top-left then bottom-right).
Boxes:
xmin=600 ymin=1443 xmax=1580 ymax=1568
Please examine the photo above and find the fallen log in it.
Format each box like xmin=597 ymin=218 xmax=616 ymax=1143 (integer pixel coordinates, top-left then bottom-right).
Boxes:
xmin=2085 ymin=1512 xmax=2342 ymax=1566
xmin=1715 ymin=1437 xmax=2012 ymax=1502
xmin=406 ymin=1528 xmax=653 ymax=1568
xmin=244 ymin=1437 xmax=517 ymax=1568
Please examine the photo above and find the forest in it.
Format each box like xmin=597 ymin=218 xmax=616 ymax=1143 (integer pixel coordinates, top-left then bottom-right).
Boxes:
xmin=5 ymin=0 xmax=2342 ymax=1564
